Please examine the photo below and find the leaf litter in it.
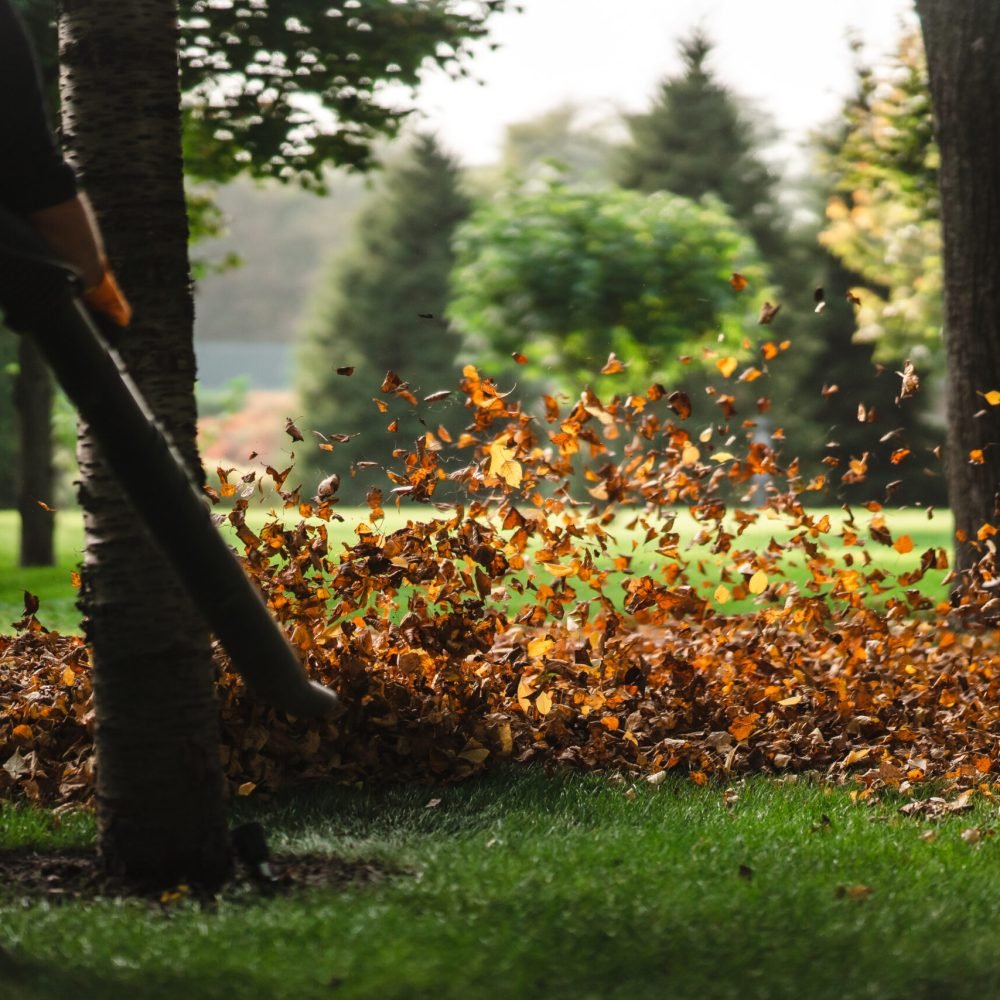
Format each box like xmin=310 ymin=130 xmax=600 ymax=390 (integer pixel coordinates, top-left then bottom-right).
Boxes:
xmin=2 ymin=340 xmax=999 ymax=816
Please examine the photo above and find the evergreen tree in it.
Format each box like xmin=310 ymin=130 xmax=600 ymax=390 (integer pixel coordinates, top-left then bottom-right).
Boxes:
xmin=616 ymin=29 xmax=943 ymax=506
xmin=617 ymin=30 xmax=784 ymax=260
xmin=297 ymin=134 xmax=471 ymax=503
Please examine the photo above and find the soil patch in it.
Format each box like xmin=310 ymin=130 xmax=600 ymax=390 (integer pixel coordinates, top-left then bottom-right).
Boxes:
xmin=0 ymin=848 xmax=399 ymax=904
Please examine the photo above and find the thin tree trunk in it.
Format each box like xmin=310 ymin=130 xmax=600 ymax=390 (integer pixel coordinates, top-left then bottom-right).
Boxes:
xmin=59 ymin=0 xmax=230 ymax=887
xmin=916 ymin=0 xmax=1000 ymax=581
xmin=13 ymin=336 xmax=55 ymax=567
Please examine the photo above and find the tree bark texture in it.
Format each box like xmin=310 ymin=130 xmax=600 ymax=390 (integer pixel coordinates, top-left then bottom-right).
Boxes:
xmin=916 ymin=0 xmax=1000 ymax=579
xmin=13 ymin=335 xmax=55 ymax=567
xmin=58 ymin=0 xmax=230 ymax=887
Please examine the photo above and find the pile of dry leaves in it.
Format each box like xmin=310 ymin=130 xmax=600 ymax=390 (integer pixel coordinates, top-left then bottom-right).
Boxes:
xmin=2 ymin=349 xmax=999 ymax=809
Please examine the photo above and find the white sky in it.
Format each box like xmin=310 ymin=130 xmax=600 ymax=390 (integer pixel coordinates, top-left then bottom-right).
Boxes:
xmin=414 ymin=0 xmax=918 ymax=169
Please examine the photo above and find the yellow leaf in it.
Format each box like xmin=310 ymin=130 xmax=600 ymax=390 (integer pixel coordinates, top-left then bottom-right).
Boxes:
xmin=237 ymin=782 xmax=256 ymax=797
xmin=748 ymin=570 xmax=768 ymax=595
xmin=61 ymin=666 xmax=76 ymax=687
xmin=527 ymin=636 xmax=554 ymax=658
xmin=681 ymin=444 xmax=700 ymax=466
xmin=540 ymin=563 xmax=576 ymax=578
xmin=983 ymin=390 xmax=1000 ymax=406
xmin=778 ymin=695 xmax=803 ymax=706
xmin=716 ymin=356 xmax=739 ymax=378
xmin=536 ymin=691 xmax=553 ymax=716
xmin=488 ymin=438 xmax=523 ymax=487
xmin=714 ymin=584 xmax=731 ymax=604
xmin=710 ymin=451 xmax=736 ymax=463
xmin=517 ymin=675 xmax=535 ymax=712
xmin=459 ymin=747 xmax=490 ymax=764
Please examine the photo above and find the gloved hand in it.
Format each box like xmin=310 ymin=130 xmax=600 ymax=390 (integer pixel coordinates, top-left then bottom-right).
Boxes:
xmin=83 ymin=257 xmax=132 ymax=328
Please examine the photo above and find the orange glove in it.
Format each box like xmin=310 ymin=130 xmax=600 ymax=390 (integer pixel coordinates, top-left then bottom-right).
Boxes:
xmin=83 ymin=258 xmax=132 ymax=328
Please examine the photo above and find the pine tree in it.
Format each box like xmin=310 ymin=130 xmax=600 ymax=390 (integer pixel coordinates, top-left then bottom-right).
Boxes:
xmin=297 ymin=135 xmax=471 ymax=503
xmin=617 ymin=30 xmax=784 ymax=260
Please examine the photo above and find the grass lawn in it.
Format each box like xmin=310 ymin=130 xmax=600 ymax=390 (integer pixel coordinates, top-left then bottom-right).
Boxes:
xmin=2 ymin=769 xmax=999 ymax=1000
xmin=0 ymin=504 xmax=955 ymax=635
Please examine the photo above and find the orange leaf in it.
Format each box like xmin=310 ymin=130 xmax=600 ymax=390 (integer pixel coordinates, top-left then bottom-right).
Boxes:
xmin=729 ymin=272 xmax=748 ymax=292
xmin=716 ymin=356 xmax=739 ymax=378
xmin=728 ymin=714 xmax=758 ymax=741
xmin=893 ymin=534 xmax=914 ymax=554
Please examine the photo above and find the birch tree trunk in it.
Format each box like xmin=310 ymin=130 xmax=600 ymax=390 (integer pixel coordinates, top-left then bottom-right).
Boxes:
xmin=58 ymin=0 xmax=230 ymax=887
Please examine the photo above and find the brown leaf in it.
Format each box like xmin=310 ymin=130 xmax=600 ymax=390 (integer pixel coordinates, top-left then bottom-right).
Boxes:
xmin=758 ymin=301 xmax=781 ymax=325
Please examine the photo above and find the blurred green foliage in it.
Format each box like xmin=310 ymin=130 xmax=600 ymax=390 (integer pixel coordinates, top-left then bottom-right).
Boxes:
xmin=449 ymin=179 xmax=764 ymax=393
xmin=819 ymin=30 xmax=941 ymax=361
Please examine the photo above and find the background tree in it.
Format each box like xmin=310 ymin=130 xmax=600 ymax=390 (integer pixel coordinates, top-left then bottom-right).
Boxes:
xmin=449 ymin=179 xmax=762 ymax=394
xmin=54 ymin=0 xmax=506 ymax=886
xmin=58 ymin=0 xmax=230 ymax=887
xmin=178 ymin=0 xmax=507 ymax=186
xmin=8 ymin=0 xmax=61 ymax=565
xmin=617 ymin=29 xmax=784 ymax=261
xmin=819 ymin=30 xmax=941 ymax=360
xmin=915 ymin=0 xmax=1000 ymax=577
xmin=615 ymin=27 xmax=941 ymax=507
xmin=497 ymin=103 xmax=616 ymax=185
xmin=297 ymin=134 xmax=472 ymax=502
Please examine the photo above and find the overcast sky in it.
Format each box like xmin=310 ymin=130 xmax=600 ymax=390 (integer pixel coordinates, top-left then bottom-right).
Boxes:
xmin=413 ymin=0 xmax=918 ymax=169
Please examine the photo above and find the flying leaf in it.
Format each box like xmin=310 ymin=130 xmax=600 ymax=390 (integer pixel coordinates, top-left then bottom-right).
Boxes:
xmin=983 ymin=390 xmax=1000 ymax=406
xmin=488 ymin=438 xmax=523 ymax=488
xmin=601 ymin=353 xmax=626 ymax=375
xmin=284 ymin=417 xmax=304 ymax=442
xmin=667 ymin=391 xmax=692 ymax=419
xmin=748 ymin=570 xmax=768 ymax=595
xmin=380 ymin=370 xmax=403 ymax=393
xmin=893 ymin=534 xmax=914 ymax=554
xmin=336 ymin=366 xmax=355 ymax=376
xmin=716 ymin=357 xmax=739 ymax=378
xmin=896 ymin=360 xmax=920 ymax=402
xmin=681 ymin=444 xmax=700 ymax=466
xmin=714 ymin=584 xmax=731 ymax=604
xmin=511 ymin=351 xmax=529 ymax=365
xmin=814 ymin=287 xmax=826 ymax=313
xmin=758 ymin=301 xmax=781 ymax=325
xmin=730 ymin=272 xmax=748 ymax=292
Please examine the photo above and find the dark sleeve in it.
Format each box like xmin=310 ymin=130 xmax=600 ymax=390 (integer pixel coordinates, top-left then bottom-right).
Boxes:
xmin=0 ymin=0 xmax=78 ymax=214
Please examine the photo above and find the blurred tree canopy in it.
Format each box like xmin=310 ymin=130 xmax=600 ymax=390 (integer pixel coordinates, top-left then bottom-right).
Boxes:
xmin=297 ymin=134 xmax=471 ymax=501
xmin=819 ymin=30 xmax=941 ymax=361
xmin=617 ymin=30 xmax=785 ymax=261
xmin=498 ymin=103 xmax=617 ymax=184
xmin=180 ymin=0 xmax=509 ymax=188
xmin=448 ymin=179 xmax=763 ymax=393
